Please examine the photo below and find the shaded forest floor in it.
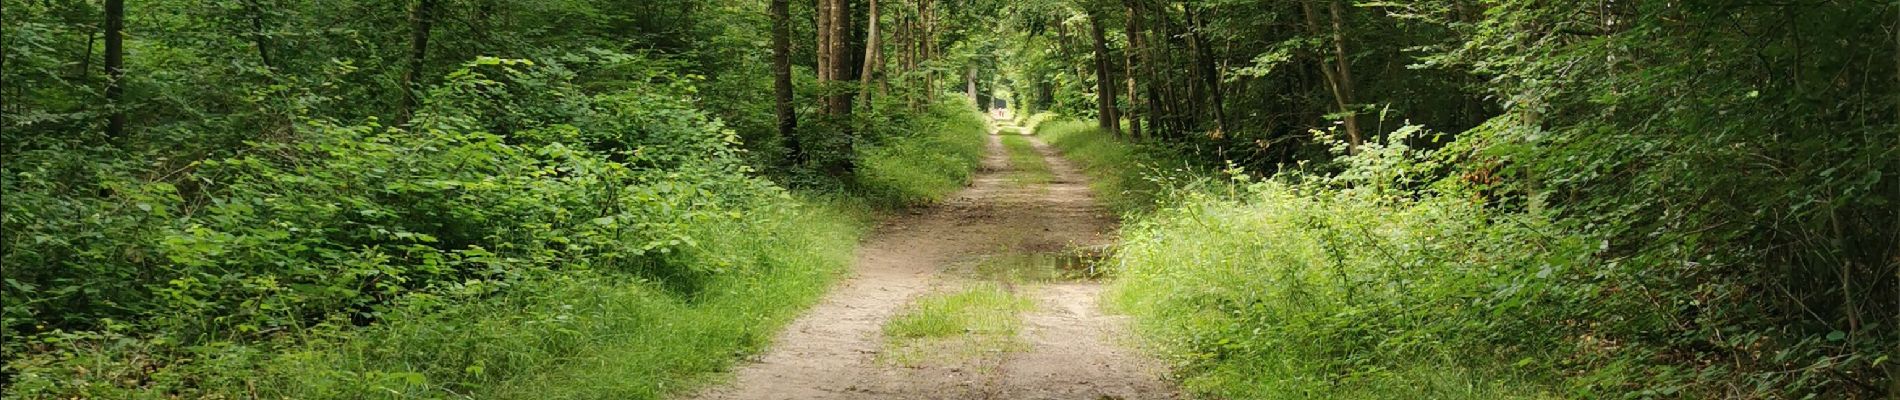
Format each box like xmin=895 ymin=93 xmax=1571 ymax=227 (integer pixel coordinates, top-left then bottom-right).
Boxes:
xmin=688 ymin=120 xmax=1178 ymax=400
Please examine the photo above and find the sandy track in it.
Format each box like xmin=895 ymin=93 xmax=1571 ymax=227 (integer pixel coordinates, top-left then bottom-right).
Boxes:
xmin=688 ymin=124 xmax=1175 ymax=400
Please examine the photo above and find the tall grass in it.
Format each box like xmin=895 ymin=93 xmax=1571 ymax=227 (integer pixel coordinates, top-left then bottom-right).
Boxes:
xmin=1107 ymin=183 xmax=1570 ymax=399
xmin=1027 ymin=117 xmax=1576 ymax=398
xmin=1032 ymin=120 xmax=1193 ymax=214
xmin=853 ymin=99 xmax=991 ymax=208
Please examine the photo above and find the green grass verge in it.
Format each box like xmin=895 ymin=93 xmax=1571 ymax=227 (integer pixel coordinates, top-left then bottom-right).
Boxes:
xmin=1031 ymin=117 xmax=1565 ymax=399
xmin=1106 ymin=186 xmax=1563 ymax=399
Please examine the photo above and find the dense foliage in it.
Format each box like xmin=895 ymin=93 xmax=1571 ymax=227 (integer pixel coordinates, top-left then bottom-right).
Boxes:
xmin=6 ymin=0 xmax=1896 ymax=397
xmin=1013 ymin=0 xmax=1896 ymax=396
xmin=3 ymin=0 xmax=994 ymax=396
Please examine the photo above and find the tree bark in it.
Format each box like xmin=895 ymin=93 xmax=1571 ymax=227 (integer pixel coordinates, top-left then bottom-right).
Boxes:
xmin=397 ymin=0 xmax=436 ymax=125
xmin=967 ymin=65 xmax=978 ymax=105
xmin=1123 ymin=1 xmax=1145 ymax=140
xmin=1190 ymin=6 xmax=1226 ymax=136
xmin=770 ymin=0 xmax=800 ymax=165
xmin=1300 ymin=0 xmax=1361 ymax=152
xmin=1087 ymin=10 xmax=1121 ymax=138
xmin=104 ymin=0 xmax=125 ymax=139
xmin=922 ymin=0 xmax=936 ymax=104
xmin=818 ymin=0 xmax=834 ymax=85
xmin=858 ymin=0 xmax=880 ymax=112
xmin=815 ymin=0 xmax=858 ymax=175
xmin=1140 ymin=3 xmax=1155 ymax=137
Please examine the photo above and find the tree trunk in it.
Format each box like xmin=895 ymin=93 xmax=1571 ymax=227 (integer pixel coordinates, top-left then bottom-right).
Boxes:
xmin=770 ymin=0 xmax=800 ymax=165
xmin=78 ymin=30 xmax=96 ymax=81
xmin=858 ymin=0 xmax=879 ymax=112
xmin=920 ymin=0 xmax=936 ymax=104
xmin=1190 ymin=6 xmax=1226 ymax=136
xmin=1300 ymin=0 xmax=1361 ymax=152
xmin=398 ymin=0 xmax=436 ymax=125
xmin=245 ymin=0 xmax=273 ymax=69
xmin=817 ymin=0 xmax=833 ymax=85
xmin=815 ymin=0 xmax=858 ymax=175
xmin=1147 ymin=4 xmax=1170 ymax=136
xmin=104 ymin=0 xmax=125 ymax=139
xmin=967 ymin=65 xmax=978 ymax=105
xmin=1123 ymin=1 xmax=1144 ymax=140
xmin=1087 ymin=10 xmax=1121 ymax=138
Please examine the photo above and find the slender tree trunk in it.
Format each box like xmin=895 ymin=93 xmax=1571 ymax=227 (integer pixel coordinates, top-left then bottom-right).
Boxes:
xmin=1087 ymin=10 xmax=1121 ymax=138
xmin=902 ymin=9 xmax=919 ymax=109
xmin=1152 ymin=10 xmax=1180 ymax=135
xmin=1123 ymin=1 xmax=1144 ymax=140
xmin=967 ymin=65 xmax=978 ymax=105
xmin=1144 ymin=3 xmax=1168 ymax=137
xmin=1191 ymin=6 xmax=1226 ymax=136
xmin=398 ymin=0 xmax=436 ymax=125
xmin=104 ymin=0 xmax=125 ymax=139
xmin=858 ymin=0 xmax=879 ymax=113
xmin=922 ymin=0 xmax=936 ymax=103
xmin=1327 ymin=0 xmax=1361 ymax=146
xmin=770 ymin=0 xmax=800 ymax=165
xmin=245 ymin=0 xmax=272 ymax=69
xmin=1300 ymin=0 xmax=1361 ymax=152
xmin=815 ymin=0 xmax=858 ymax=175
xmin=78 ymin=30 xmax=96 ymax=81
xmin=818 ymin=0 xmax=855 ymax=117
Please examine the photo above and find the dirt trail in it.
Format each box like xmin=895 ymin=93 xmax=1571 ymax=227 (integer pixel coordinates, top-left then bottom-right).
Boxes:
xmin=690 ymin=123 xmax=1176 ymax=400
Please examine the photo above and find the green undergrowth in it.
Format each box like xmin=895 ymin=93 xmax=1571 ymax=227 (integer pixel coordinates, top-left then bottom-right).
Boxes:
xmin=851 ymin=98 xmax=990 ymax=208
xmin=1029 ymin=117 xmax=1567 ymax=398
xmin=1108 ymin=182 xmax=1569 ymax=399
xmin=2 ymin=56 xmax=987 ymax=399
xmin=1032 ymin=120 xmax=1194 ymax=214
xmin=1058 ymin=115 xmax=1862 ymax=398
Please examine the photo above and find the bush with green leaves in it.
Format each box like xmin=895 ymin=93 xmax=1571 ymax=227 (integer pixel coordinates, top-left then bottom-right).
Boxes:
xmin=1107 ymin=119 xmax=1896 ymax=398
xmin=1 ymin=52 xmax=986 ymax=398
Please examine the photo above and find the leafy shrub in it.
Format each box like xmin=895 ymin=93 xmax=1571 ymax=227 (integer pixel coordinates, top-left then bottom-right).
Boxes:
xmin=1108 ymin=119 xmax=1899 ymax=398
xmin=1 ymin=53 xmax=980 ymax=398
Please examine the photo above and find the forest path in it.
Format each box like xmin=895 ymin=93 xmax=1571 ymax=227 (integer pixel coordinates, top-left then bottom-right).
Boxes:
xmin=688 ymin=120 xmax=1177 ymax=400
